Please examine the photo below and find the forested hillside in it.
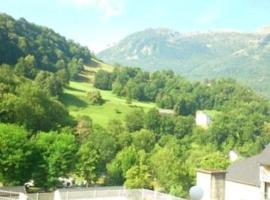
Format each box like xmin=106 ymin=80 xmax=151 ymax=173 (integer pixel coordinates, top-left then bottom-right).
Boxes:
xmin=98 ymin=28 xmax=270 ymax=97
xmin=0 ymin=13 xmax=92 ymax=80
xmin=1 ymin=13 xmax=270 ymax=199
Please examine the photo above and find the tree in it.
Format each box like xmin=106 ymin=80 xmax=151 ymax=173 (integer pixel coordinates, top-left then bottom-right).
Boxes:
xmin=107 ymin=146 xmax=138 ymax=185
xmin=35 ymin=71 xmax=63 ymax=97
xmin=112 ymin=80 xmax=124 ymax=96
xmin=75 ymin=115 xmax=93 ymax=143
xmin=125 ymin=109 xmax=144 ymax=132
xmin=124 ymin=80 xmax=145 ymax=101
xmin=199 ymin=151 xmax=230 ymax=170
xmin=94 ymin=70 xmax=112 ymax=90
xmin=0 ymin=124 xmax=33 ymax=185
xmin=77 ymin=126 xmax=116 ymax=185
xmin=0 ymin=83 xmax=72 ymax=132
xmin=132 ymin=129 xmax=156 ymax=152
xmin=56 ymin=69 xmax=69 ymax=85
xmin=145 ymin=108 xmax=161 ymax=135
xmin=174 ymin=95 xmax=196 ymax=116
xmin=124 ymin=151 xmax=153 ymax=189
xmin=160 ymin=115 xmax=175 ymax=135
xmin=15 ymin=55 xmax=37 ymax=79
xmin=174 ymin=116 xmax=194 ymax=139
xmin=87 ymin=90 xmax=104 ymax=105
xmin=67 ymin=58 xmax=84 ymax=80
xmin=33 ymin=132 xmax=77 ymax=189
xmin=150 ymin=142 xmax=191 ymax=197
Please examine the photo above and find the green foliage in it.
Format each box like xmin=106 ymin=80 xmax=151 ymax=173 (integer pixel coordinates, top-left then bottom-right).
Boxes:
xmin=35 ymin=71 xmax=63 ymax=97
xmin=150 ymin=138 xmax=191 ymax=197
xmin=160 ymin=115 xmax=175 ymax=135
xmin=87 ymin=90 xmax=104 ymax=105
xmin=125 ymin=109 xmax=144 ymax=132
xmin=199 ymin=151 xmax=230 ymax=170
xmin=77 ymin=126 xmax=116 ymax=184
xmin=98 ymin=28 xmax=270 ymax=98
xmin=67 ymin=58 xmax=84 ymax=80
xmin=0 ymin=124 xmax=32 ymax=185
xmin=132 ymin=129 xmax=156 ymax=152
xmin=94 ymin=70 xmax=112 ymax=90
xmin=33 ymin=131 xmax=77 ymax=189
xmin=144 ymin=108 xmax=161 ymax=135
xmin=124 ymin=151 xmax=153 ymax=189
xmin=0 ymin=13 xmax=92 ymax=80
xmin=75 ymin=115 xmax=93 ymax=143
xmin=174 ymin=116 xmax=194 ymax=139
xmin=0 ymin=82 xmax=72 ymax=132
xmin=15 ymin=55 xmax=37 ymax=79
xmin=1 ymin=14 xmax=270 ymax=196
xmin=107 ymin=146 xmax=138 ymax=185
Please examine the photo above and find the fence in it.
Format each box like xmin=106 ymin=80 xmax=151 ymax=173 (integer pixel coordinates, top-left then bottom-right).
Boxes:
xmin=27 ymin=193 xmax=54 ymax=200
xmin=55 ymin=188 xmax=186 ymax=200
xmin=0 ymin=190 xmax=26 ymax=200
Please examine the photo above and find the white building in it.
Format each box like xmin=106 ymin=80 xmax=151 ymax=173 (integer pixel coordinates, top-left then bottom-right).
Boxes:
xmin=196 ymin=145 xmax=270 ymax=200
xmin=195 ymin=111 xmax=211 ymax=128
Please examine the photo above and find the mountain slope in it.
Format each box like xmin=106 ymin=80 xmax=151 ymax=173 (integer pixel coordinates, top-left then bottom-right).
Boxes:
xmin=98 ymin=28 xmax=270 ymax=97
xmin=0 ymin=13 xmax=92 ymax=78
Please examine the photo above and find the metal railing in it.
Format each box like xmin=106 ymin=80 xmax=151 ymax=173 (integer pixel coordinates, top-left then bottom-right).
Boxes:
xmin=0 ymin=190 xmax=20 ymax=200
xmin=27 ymin=193 xmax=54 ymax=200
xmin=55 ymin=188 xmax=185 ymax=200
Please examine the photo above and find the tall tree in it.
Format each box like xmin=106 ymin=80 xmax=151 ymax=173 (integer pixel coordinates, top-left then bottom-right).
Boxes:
xmin=33 ymin=132 xmax=77 ymax=189
xmin=0 ymin=124 xmax=32 ymax=185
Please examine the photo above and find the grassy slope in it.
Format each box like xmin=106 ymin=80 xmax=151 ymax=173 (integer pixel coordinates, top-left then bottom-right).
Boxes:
xmin=62 ymin=59 xmax=156 ymax=127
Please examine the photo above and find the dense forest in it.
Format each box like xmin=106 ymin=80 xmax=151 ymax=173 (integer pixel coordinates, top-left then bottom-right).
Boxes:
xmin=0 ymin=13 xmax=92 ymax=80
xmin=1 ymin=13 xmax=270 ymax=198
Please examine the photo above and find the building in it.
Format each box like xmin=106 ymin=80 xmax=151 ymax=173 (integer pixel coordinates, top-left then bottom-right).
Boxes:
xmin=226 ymin=145 xmax=270 ymax=200
xmin=195 ymin=111 xmax=211 ymax=128
xmin=196 ymin=145 xmax=270 ymax=200
xmin=196 ymin=169 xmax=226 ymax=200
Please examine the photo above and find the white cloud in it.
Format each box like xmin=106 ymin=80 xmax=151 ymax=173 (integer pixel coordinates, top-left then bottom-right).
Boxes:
xmin=65 ymin=0 xmax=124 ymax=17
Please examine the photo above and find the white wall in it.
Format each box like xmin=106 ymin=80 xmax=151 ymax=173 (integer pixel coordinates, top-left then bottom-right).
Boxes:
xmin=197 ymin=172 xmax=211 ymax=200
xmin=195 ymin=112 xmax=211 ymax=127
xmin=225 ymin=181 xmax=261 ymax=200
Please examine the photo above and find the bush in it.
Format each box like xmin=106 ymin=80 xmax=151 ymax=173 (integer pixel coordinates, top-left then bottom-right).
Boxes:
xmin=87 ymin=90 xmax=104 ymax=105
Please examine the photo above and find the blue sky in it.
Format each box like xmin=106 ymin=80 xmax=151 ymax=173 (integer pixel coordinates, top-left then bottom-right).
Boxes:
xmin=1 ymin=0 xmax=270 ymax=52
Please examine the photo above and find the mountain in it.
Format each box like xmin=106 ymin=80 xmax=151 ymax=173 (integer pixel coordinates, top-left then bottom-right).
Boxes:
xmin=98 ymin=28 xmax=270 ymax=97
xmin=0 ymin=13 xmax=92 ymax=79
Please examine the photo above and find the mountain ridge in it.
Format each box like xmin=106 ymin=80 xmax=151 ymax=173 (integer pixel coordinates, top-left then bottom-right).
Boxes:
xmin=98 ymin=28 xmax=270 ymax=97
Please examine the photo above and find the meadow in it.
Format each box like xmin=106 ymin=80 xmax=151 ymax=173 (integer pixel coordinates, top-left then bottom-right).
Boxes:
xmin=62 ymin=61 xmax=156 ymax=127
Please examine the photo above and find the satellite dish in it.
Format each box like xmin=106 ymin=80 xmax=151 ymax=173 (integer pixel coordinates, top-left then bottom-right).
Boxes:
xmin=189 ymin=186 xmax=203 ymax=200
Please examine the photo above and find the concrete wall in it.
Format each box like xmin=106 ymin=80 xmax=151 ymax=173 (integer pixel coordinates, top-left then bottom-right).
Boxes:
xmin=211 ymin=173 xmax=225 ymax=200
xmin=225 ymin=181 xmax=261 ymax=200
xmin=197 ymin=172 xmax=212 ymax=200
xmin=196 ymin=170 xmax=225 ymax=200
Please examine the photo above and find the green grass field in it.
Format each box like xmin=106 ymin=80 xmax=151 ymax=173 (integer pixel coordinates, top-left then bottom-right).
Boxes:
xmin=62 ymin=61 xmax=156 ymax=127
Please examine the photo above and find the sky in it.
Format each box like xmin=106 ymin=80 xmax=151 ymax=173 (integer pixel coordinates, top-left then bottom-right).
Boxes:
xmin=1 ymin=0 xmax=270 ymax=52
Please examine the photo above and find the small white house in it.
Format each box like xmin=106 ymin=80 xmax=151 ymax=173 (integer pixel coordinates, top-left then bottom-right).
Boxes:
xmin=195 ymin=111 xmax=211 ymax=128
xmin=196 ymin=145 xmax=270 ymax=200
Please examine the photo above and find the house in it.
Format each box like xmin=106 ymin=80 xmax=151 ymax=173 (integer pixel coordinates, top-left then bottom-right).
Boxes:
xmin=195 ymin=111 xmax=212 ymax=128
xmin=225 ymin=145 xmax=270 ymax=200
xmin=196 ymin=145 xmax=270 ymax=200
